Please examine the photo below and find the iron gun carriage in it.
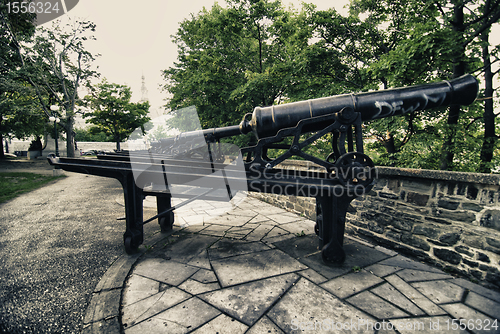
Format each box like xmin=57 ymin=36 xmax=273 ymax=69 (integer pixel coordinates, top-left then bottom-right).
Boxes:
xmin=48 ymin=74 xmax=478 ymax=264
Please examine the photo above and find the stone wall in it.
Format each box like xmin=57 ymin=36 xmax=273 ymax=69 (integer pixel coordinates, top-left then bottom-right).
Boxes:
xmin=7 ymin=138 xmax=140 ymax=157
xmin=250 ymin=160 xmax=500 ymax=290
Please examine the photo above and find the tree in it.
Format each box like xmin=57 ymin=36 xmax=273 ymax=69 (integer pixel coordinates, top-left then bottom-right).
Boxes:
xmin=162 ymin=0 xmax=314 ymax=146
xmin=478 ymin=0 xmax=500 ymax=172
xmin=163 ymin=0 xmax=498 ymax=172
xmin=74 ymin=127 xmax=113 ymax=142
xmin=431 ymin=0 xmax=500 ymax=170
xmin=332 ymin=0 xmax=499 ymax=171
xmin=8 ymin=19 xmax=100 ymax=157
xmin=82 ymin=79 xmax=151 ymax=151
xmin=336 ymin=0 xmax=458 ymax=168
xmin=0 ymin=0 xmax=37 ymax=158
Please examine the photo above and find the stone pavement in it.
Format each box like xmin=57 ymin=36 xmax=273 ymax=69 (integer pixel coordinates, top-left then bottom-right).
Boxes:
xmin=83 ymin=196 xmax=500 ymax=334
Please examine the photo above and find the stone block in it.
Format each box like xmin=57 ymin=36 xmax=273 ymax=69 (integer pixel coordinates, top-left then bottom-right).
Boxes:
xmin=391 ymin=219 xmax=413 ymax=232
xmin=52 ymin=168 xmax=64 ymax=177
xmin=401 ymin=212 xmax=424 ymax=221
xmin=427 ymin=239 xmax=449 ymax=247
xmin=462 ymin=234 xmax=485 ymax=249
xmin=480 ymin=209 xmax=500 ymax=231
xmin=373 ymin=178 xmax=387 ymax=190
xmin=479 ymin=264 xmax=494 ymax=272
xmin=477 ymin=252 xmax=491 ymax=263
xmin=425 ymin=217 xmax=452 ymax=225
xmin=321 ymin=270 xmax=384 ymax=299
xmin=454 ymin=245 xmax=474 ymax=257
xmin=211 ymin=249 xmax=307 ymax=287
xmin=447 ymin=182 xmax=457 ymax=195
xmin=397 ymin=202 xmax=430 ymax=215
xmin=386 ymin=229 xmax=402 ymax=242
xmin=412 ymin=280 xmax=464 ymax=304
xmin=465 ymin=291 xmax=500 ymax=320
xmin=387 ymin=178 xmax=400 ymax=191
xmin=82 ymin=317 xmax=120 ymax=334
xmin=368 ymin=221 xmax=384 ymax=234
xmin=378 ymin=200 xmax=396 ymax=210
xmin=485 ymin=269 xmax=500 ymax=288
xmin=199 ymin=273 xmax=298 ymax=326
xmin=433 ymin=248 xmax=462 ymax=265
xmin=467 ymin=185 xmax=479 ymax=200
xmin=486 ymin=190 xmax=496 ymax=204
xmin=432 ymin=208 xmax=475 ymax=224
xmin=438 ymin=232 xmax=461 ymax=246
xmin=485 ymin=246 xmax=500 ymax=255
xmin=400 ymin=234 xmax=430 ymax=251
xmin=440 ymin=265 xmax=466 ymax=277
xmin=361 ymin=211 xmax=392 ymax=226
xmin=462 ymin=202 xmax=482 ymax=212
xmin=436 ymin=182 xmax=446 ymax=194
xmin=437 ymin=199 xmax=460 ymax=210
xmin=456 ymin=183 xmax=467 ymax=196
xmin=371 ymin=282 xmax=426 ymax=316
xmin=406 ymin=192 xmax=429 ymax=206
xmin=413 ymin=224 xmax=441 ymax=239
xmin=379 ymin=192 xmax=399 ymax=200
xmin=470 ymin=269 xmax=483 ymax=279
xmin=191 ymin=314 xmax=248 ymax=334
xmin=401 ymin=179 xmax=433 ymax=193
xmin=84 ymin=289 xmax=121 ymax=324
xmin=269 ymin=278 xmax=376 ymax=333
xmin=246 ymin=316 xmax=285 ymax=334
xmin=462 ymin=258 xmax=478 ymax=268
xmin=486 ymin=237 xmax=500 ymax=249
xmin=346 ymin=291 xmax=409 ymax=319
xmin=384 ymin=274 xmax=446 ymax=315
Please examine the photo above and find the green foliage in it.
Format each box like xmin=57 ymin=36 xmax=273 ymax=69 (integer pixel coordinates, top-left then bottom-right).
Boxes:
xmin=19 ymin=19 xmax=100 ymax=157
xmin=162 ymin=0 xmax=318 ymax=141
xmin=162 ymin=0 xmax=499 ymax=173
xmin=82 ymin=79 xmax=151 ymax=150
xmin=74 ymin=127 xmax=113 ymax=142
xmin=0 ymin=1 xmax=41 ymax=157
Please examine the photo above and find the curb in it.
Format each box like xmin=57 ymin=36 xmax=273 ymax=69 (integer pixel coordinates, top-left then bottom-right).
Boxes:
xmin=82 ymin=229 xmax=177 ymax=334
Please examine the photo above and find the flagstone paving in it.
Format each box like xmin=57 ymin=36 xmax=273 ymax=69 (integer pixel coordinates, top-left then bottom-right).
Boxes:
xmin=84 ymin=196 xmax=500 ymax=334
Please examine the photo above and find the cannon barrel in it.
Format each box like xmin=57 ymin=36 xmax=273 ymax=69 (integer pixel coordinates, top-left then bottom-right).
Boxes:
xmin=241 ymin=74 xmax=478 ymax=138
xmin=154 ymin=74 xmax=478 ymax=147
xmin=153 ymin=125 xmax=241 ymax=149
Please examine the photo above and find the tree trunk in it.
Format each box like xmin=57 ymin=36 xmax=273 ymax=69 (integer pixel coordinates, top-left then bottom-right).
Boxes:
xmin=0 ymin=131 xmax=4 ymax=159
xmin=66 ymin=114 xmax=75 ymax=158
xmin=116 ymin=140 xmax=121 ymax=151
xmin=440 ymin=0 xmax=465 ymax=171
xmin=382 ymin=132 xmax=398 ymax=166
xmin=479 ymin=3 xmax=496 ymax=173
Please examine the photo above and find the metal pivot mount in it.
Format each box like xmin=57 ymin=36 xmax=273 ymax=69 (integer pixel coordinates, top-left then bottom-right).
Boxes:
xmin=241 ymin=107 xmax=375 ymax=264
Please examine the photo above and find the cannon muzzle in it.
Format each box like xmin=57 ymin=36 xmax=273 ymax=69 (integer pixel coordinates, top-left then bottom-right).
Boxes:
xmin=240 ymin=74 xmax=478 ymax=138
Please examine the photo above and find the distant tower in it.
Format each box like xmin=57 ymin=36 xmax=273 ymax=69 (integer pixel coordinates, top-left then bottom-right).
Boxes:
xmin=140 ymin=73 xmax=149 ymax=103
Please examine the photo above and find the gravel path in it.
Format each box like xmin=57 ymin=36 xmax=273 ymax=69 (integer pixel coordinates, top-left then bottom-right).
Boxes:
xmin=0 ymin=158 xmax=157 ymax=333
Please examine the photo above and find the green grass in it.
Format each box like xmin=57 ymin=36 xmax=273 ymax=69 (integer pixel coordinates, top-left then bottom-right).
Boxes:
xmin=0 ymin=172 xmax=65 ymax=204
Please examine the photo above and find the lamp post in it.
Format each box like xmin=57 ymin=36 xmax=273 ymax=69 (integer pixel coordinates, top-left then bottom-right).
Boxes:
xmin=49 ymin=105 xmax=60 ymax=157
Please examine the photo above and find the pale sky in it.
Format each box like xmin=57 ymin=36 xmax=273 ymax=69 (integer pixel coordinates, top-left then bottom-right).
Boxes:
xmin=41 ymin=0 xmax=350 ymax=117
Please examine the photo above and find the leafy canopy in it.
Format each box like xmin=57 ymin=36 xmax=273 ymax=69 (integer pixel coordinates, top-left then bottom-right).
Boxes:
xmin=82 ymin=79 xmax=151 ymax=150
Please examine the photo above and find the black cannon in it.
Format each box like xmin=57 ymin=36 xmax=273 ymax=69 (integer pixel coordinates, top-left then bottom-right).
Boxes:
xmin=48 ymin=74 xmax=478 ymax=263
